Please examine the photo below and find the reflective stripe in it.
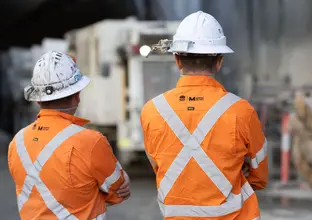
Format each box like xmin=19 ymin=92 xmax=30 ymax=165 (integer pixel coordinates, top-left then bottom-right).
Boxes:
xmin=100 ymin=163 xmax=122 ymax=193
xmin=116 ymin=161 xmax=123 ymax=170
xmin=152 ymin=93 xmax=256 ymax=217
xmin=241 ymin=181 xmax=254 ymax=201
xmin=92 ymin=212 xmax=107 ymax=220
xmin=159 ymin=182 xmax=255 ymax=218
xmin=246 ymin=139 xmax=268 ymax=169
xmin=253 ymin=217 xmax=260 ymax=220
xmin=251 ymin=139 xmax=268 ymax=169
xmin=15 ymin=124 xmax=85 ymax=219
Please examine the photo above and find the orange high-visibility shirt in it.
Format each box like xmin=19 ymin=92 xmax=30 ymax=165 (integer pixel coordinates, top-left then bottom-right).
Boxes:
xmin=8 ymin=109 xmax=125 ymax=220
xmin=141 ymin=76 xmax=268 ymax=220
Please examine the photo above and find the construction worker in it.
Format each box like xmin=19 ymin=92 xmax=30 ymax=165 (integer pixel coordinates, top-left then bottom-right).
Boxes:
xmin=8 ymin=51 xmax=131 ymax=220
xmin=140 ymin=11 xmax=268 ymax=220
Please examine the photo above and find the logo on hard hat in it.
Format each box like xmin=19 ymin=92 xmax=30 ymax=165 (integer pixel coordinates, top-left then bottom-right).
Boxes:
xmin=74 ymin=72 xmax=82 ymax=83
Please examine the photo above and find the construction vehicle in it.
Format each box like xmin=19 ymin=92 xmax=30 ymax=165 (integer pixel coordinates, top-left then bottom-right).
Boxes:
xmin=65 ymin=18 xmax=180 ymax=166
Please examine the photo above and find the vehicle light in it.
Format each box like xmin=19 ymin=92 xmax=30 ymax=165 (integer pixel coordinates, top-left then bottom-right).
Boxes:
xmin=139 ymin=45 xmax=152 ymax=57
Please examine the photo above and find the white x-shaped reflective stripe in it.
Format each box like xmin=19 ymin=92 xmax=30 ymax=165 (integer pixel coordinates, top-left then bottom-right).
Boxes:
xmin=15 ymin=124 xmax=85 ymax=220
xmin=158 ymin=181 xmax=255 ymax=217
xmin=152 ymin=93 xmax=255 ymax=217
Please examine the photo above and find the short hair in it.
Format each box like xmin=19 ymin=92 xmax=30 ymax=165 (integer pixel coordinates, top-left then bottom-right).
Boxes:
xmin=39 ymin=93 xmax=76 ymax=107
xmin=178 ymin=54 xmax=222 ymax=73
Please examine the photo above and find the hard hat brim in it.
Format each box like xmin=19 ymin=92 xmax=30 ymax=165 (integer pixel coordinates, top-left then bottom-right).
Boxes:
xmin=26 ymin=75 xmax=91 ymax=102
xmin=169 ymin=45 xmax=234 ymax=54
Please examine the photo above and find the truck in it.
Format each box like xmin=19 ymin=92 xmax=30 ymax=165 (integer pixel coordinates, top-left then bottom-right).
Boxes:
xmin=65 ymin=18 xmax=180 ymax=167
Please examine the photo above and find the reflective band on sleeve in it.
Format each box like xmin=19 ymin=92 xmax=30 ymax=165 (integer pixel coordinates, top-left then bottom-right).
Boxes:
xmin=92 ymin=212 xmax=107 ymax=220
xmin=246 ymin=138 xmax=268 ymax=169
xmin=100 ymin=163 xmax=122 ymax=193
xmin=116 ymin=161 xmax=123 ymax=170
xmin=15 ymin=124 xmax=85 ymax=219
xmin=152 ymin=93 xmax=256 ymax=218
xmin=253 ymin=217 xmax=261 ymax=220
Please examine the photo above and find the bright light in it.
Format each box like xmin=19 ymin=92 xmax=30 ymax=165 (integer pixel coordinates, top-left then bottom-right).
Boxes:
xmin=139 ymin=45 xmax=151 ymax=57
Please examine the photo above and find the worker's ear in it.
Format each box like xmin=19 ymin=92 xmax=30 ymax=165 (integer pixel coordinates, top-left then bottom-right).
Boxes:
xmin=216 ymin=55 xmax=224 ymax=73
xmin=174 ymin=54 xmax=183 ymax=70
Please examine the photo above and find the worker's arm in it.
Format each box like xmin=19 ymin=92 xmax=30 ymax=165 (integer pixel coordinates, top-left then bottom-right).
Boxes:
xmin=140 ymin=106 xmax=158 ymax=174
xmin=7 ymin=140 xmax=14 ymax=179
xmin=245 ymin=109 xmax=269 ymax=190
xmin=104 ymin=168 xmax=131 ymax=206
xmin=91 ymin=136 xmax=131 ymax=205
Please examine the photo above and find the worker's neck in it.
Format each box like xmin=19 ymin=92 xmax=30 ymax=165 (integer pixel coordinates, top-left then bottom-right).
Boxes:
xmin=40 ymin=105 xmax=76 ymax=115
xmin=182 ymin=71 xmax=215 ymax=78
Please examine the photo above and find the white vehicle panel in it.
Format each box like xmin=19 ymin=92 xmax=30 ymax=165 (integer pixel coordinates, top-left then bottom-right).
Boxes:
xmin=118 ymin=55 xmax=179 ymax=151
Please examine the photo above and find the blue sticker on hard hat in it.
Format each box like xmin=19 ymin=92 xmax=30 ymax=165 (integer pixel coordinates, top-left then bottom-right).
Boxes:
xmin=74 ymin=72 xmax=82 ymax=82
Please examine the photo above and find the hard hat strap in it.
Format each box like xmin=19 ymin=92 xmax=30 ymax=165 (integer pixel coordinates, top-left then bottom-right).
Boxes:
xmin=151 ymin=39 xmax=173 ymax=54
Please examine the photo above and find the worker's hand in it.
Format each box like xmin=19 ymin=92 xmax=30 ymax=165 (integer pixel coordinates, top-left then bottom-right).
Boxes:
xmin=117 ymin=170 xmax=131 ymax=200
xmin=242 ymin=163 xmax=250 ymax=178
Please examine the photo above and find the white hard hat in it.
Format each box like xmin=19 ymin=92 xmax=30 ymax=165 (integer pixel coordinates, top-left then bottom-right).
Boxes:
xmin=24 ymin=51 xmax=90 ymax=102
xmin=169 ymin=11 xmax=234 ymax=55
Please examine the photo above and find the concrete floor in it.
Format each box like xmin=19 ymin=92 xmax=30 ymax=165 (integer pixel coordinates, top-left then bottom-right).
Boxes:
xmin=1 ymin=155 xmax=312 ymax=220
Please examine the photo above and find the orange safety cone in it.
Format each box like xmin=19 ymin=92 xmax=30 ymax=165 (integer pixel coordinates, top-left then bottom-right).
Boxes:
xmin=281 ymin=112 xmax=291 ymax=185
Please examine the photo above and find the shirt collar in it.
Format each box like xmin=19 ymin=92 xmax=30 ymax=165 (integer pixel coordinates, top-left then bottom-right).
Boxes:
xmin=37 ymin=109 xmax=90 ymax=126
xmin=176 ymin=75 xmax=226 ymax=91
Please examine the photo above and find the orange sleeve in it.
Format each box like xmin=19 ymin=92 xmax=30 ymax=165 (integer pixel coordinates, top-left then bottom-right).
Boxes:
xmin=140 ymin=104 xmax=158 ymax=174
xmin=7 ymin=140 xmax=14 ymax=179
xmin=245 ymin=109 xmax=269 ymax=190
xmin=90 ymin=136 xmax=125 ymax=204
